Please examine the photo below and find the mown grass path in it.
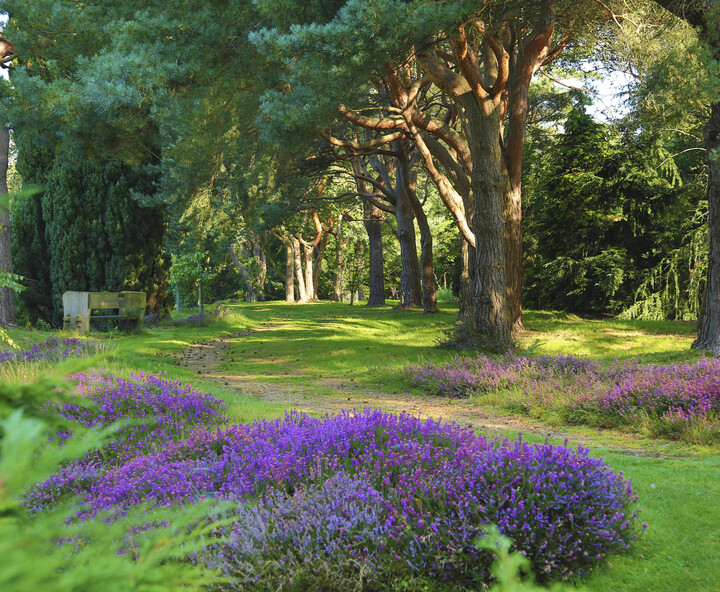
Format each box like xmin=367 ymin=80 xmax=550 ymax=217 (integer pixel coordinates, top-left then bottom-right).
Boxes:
xmin=174 ymin=327 xmax=585 ymax=443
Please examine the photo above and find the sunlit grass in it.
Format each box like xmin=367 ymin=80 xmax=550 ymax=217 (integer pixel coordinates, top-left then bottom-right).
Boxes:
xmin=518 ymin=310 xmax=700 ymax=364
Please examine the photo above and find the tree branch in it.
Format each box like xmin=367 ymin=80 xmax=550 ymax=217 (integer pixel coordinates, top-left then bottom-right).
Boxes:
xmin=453 ymin=25 xmax=490 ymax=100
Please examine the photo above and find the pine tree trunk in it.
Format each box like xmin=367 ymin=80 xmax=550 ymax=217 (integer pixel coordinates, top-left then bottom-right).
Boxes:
xmin=291 ymin=236 xmax=308 ymax=303
xmin=285 ymin=238 xmax=295 ymax=303
xmin=465 ymin=99 xmax=511 ymax=344
xmin=364 ymin=199 xmax=386 ymax=306
xmin=332 ymin=213 xmax=345 ymax=302
xmin=395 ymin=151 xmax=422 ymax=309
xmin=313 ymin=231 xmax=328 ymax=300
xmin=0 ymin=127 xmax=15 ymax=327
xmin=693 ymin=102 xmax=720 ymax=352
xmin=302 ymin=241 xmax=315 ymax=300
xmin=504 ymin=181 xmax=523 ymax=331
xmin=458 ymin=239 xmax=473 ymax=318
xmin=407 ymin=182 xmax=438 ymax=314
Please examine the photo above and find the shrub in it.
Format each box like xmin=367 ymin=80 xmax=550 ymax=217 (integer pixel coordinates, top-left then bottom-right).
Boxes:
xmin=1 ymin=408 xmax=219 ymax=592
xmin=0 ymin=336 xmax=101 ymax=364
xmin=406 ymin=354 xmax=720 ymax=443
xmin=142 ymin=312 xmax=164 ymax=328
xmin=57 ymin=410 xmax=640 ymax=589
xmin=25 ymin=372 xmax=227 ymax=512
xmin=406 ymin=354 xmax=598 ymax=398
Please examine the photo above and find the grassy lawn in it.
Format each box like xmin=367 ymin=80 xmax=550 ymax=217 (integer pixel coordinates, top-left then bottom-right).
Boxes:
xmin=4 ymin=301 xmax=718 ymax=591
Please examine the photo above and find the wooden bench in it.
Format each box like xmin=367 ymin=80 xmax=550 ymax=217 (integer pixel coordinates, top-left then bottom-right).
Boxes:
xmin=62 ymin=291 xmax=146 ymax=333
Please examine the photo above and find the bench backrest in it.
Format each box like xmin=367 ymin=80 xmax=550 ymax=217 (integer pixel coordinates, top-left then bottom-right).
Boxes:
xmin=87 ymin=292 xmax=146 ymax=310
xmin=63 ymin=291 xmax=146 ymax=333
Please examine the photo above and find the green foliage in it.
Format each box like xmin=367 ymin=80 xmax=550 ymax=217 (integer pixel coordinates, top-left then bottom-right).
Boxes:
xmin=525 ymin=105 xmax=706 ymax=316
xmin=0 ymin=405 xmax=221 ymax=592
xmin=11 ymin=184 xmax=52 ymax=326
xmin=477 ymin=527 xmax=584 ymax=592
xmin=13 ymin=152 xmax=167 ymax=325
xmin=620 ymin=210 xmax=707 ymax=321
xmin=0 ymin=270 xmax=24 ymax=293
xmin=250 ymin=0 xmax=476 ymax=144
xmin=170 ymin=252 xmax=213 ymax=308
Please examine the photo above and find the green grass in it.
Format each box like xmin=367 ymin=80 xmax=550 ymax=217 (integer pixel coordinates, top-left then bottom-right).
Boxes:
xmin=519 ymin=310 xmax=701 ymax=364
xmin=3 ymin=301 xmax=719 ymax=591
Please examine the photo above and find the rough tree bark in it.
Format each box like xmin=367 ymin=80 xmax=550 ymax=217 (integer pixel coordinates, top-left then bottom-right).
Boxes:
xmin=284 ymin=237 xmax=295 ymax=303
xmin=458 ymin=239 xmax=473 ymax=318
xmin=301 ymin=240 xmax=315 ymax=300
xmin=417 ymin=39 xmax=511 ymax=341
xmin=351 ymin=156 xmax=385 ymax=307
xmin=291 ymin=236 xmax=308 ymax=303
xmin=331 ymin=212 xmax=345 ymax=302
xmin=394 ymin=147 xmax=423 ymax=309
xmin=312 ymin=221 xmax=330 ymax=300
xmin=0 ymin=126 xmax=15 ymax=327
xmin=405 ymin=164 xmax=439 ymax=314
xmin=464 ymin=97 xmax=510 ymax=341
xmin=363 ymin=198 xmax=386 ymax=306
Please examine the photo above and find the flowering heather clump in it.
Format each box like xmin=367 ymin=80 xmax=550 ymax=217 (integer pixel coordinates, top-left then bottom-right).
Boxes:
xmin=406 ymin=353 xmax=598 ymax=398
xmin=0 ymin=336 xmax=100 ymax=364
xmin=588 ymin=359 xmax=720 ymax=437
xmin=25 ymin=372 xmax=227 ymax=512
xmin=63 ymin=410 xmax=639 ymax=588
xmin=203 ymin=474 xmax=390 ymax=590
xmin=406 ymin=354 xmax=720 ymax=443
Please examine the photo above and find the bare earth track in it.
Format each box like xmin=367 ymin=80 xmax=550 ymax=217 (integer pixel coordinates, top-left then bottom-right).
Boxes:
xmin=175 ymin=326 xmax=592 ymax=443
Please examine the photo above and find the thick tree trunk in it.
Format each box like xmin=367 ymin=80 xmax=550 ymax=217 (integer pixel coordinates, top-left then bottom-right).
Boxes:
xmin=693 ymin=102 xmax=720 ymax=352
xmin=0 ymin=127 xmax=15 ymax=327
xmin=363 ymin=198 xmax=386 ymax=306
xmin=302 ymin=241 xmax=315 ymax=300
xmin=395 ymin=150 xmax=422 ymax=308
xmin=458 ymin=239 xmax=473 ymax=318
xmin=284 ymin=238 xmax=295 ymax=303
xmin=407 ymin=181 xmax=439 ymax=314
xmin=465 ymin=98 xmax=511 ymax=343
xmin=291 ymin=236 xmax=308 ymax=303
xmin=503 ymin=181 xmax=523 ymax=331
xmin=503 ymin=40 xmax=546 ymax=333
xmin=332 ymin=213 xmax=345 ymax=302
xmin=313 ymin=231 xmax=329 ymax=300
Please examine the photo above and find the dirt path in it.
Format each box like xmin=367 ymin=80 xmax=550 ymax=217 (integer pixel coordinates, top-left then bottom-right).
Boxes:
xmin=175 ymin=328 xmax=593 ymax=442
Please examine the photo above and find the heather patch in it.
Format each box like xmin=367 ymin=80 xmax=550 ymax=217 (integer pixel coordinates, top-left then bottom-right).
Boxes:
xmin=47 ymin=409 xmax=640 ymax=589
xmin=25 ymin=372 xmax=227 ymax=512
xmin=0 ymin=336 xmax=102 ymax=365
xmin=406 ymin=353 xmax=598 ymax=398
xmin=406 ymin=355 xmax=720 ymax=443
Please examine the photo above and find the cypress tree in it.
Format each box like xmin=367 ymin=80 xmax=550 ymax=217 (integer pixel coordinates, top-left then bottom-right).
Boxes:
xmin=13 ymin=151 xmax=167 ymax=326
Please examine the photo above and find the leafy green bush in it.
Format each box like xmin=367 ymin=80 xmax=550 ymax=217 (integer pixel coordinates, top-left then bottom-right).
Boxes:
xmin=0 ymin=382 xmax=221 ymax=592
